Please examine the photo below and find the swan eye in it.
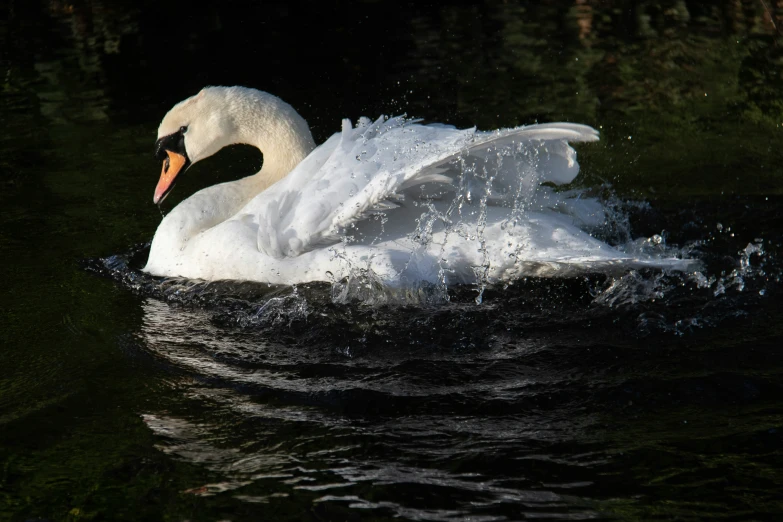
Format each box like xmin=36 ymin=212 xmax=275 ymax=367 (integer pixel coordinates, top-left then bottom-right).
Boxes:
xmin=154 ymin=127 xmax=190 ymax=161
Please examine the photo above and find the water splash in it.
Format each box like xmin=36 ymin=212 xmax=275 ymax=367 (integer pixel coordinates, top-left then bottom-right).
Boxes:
xmin=83 ymin=175 xmax=779 ymax=341
xmin=588 ymin=235 xmax=778 ymax=336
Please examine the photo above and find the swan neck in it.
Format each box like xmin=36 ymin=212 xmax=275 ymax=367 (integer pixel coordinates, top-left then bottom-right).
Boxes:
xmin=231 ymin=92 xmax=316 ymax=185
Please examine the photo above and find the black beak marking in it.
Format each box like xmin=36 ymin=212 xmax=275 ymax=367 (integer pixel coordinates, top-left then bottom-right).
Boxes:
xmin=155 ymin=127 xmax=189 ymax=163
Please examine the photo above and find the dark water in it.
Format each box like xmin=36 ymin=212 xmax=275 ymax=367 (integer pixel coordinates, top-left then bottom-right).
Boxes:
xmin=2 ymin=1 xmax=783 ymax=520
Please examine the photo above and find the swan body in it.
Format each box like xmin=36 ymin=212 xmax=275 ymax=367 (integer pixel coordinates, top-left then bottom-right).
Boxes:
xmin=144 ymin=86 xmax=692 ymax=286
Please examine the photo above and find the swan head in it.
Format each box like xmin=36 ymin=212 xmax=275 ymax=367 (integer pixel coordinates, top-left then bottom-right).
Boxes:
xmin=153 ymin=88 xmax=237 ymax=204
xmin=153 ymin=86 xmax=316 ymax=205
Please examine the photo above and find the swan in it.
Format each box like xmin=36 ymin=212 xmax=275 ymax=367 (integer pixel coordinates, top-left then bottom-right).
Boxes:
xmin=143 ymin=86 xmax=692 ymax=286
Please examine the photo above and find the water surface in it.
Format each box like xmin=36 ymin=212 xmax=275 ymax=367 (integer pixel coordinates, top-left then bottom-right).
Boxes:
xmin=2 ymin=1 xmax=783 ymax=520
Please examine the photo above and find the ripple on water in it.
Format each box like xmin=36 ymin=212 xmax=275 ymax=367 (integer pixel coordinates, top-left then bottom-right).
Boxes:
xmin=79 ymin=198 xmax=783 ymax=520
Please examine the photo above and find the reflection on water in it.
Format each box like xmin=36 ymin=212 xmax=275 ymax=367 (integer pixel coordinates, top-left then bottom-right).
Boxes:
xmin=3 ymin=1 xmax=783 ymax=146
xmin=138 ymin=297 xmax=604 ymax=518
xmin=13 ymin=0 xmax=142 ymax=124
xmin=126 ymin=199 xmax=783 ymax=518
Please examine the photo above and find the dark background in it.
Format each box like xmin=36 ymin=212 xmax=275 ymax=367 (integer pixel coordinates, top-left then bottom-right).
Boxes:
xmin=1 ymin=1 xmax=783 ymax=521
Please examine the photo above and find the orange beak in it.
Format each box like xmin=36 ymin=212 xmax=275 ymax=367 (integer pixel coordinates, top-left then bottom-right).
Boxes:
xmin=154 ymin=150 xmax=188 ymax=204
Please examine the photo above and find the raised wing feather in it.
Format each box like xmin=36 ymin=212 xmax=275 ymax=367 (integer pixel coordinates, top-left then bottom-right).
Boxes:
xmin=255 ymin=116 xmax=598 ymax=259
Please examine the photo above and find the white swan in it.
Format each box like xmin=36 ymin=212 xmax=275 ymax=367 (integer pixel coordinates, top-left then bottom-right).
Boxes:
xmin=143 ymin=86 xmax=692 ymax=286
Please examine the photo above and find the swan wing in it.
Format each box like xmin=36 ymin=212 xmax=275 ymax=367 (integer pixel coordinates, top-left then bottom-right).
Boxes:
xmin=255 ymin=116 xmax=598 ymax=259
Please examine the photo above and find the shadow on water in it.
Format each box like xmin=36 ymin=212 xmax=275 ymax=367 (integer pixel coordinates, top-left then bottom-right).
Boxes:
xmin=2 ymin=0 xmax=783 ymax=520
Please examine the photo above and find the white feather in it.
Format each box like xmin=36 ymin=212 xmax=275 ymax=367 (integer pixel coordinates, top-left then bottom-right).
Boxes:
xmin=144 ymin=87 xmax=696 ymax=286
